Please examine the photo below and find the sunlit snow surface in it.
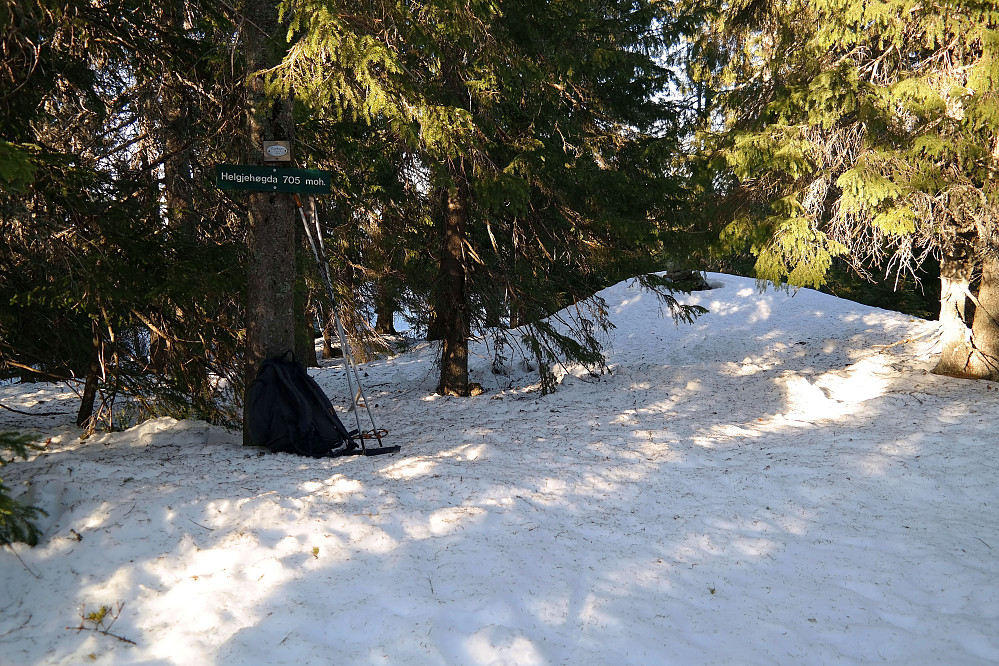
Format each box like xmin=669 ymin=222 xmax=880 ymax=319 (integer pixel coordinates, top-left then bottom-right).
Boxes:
xmin=1 ymin=273 xmax=997 ymax=665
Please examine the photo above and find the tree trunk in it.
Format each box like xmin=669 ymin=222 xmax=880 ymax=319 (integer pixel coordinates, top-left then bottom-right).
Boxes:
xmin=321 ymin=321 xmax=338 ymax=359
xmin=435 ymin=156 xmax=471 ymax=396
xmin=76 ymin=323 xmax=101 ymax=430
xmin=933 ymin=250 xmax=976 ymax=377
xmin=295 ymin=301 xmax=319 ymax=367
xmin=148 ymin=317 xmax=170 ymax=374
xmin=374 ymin=283 xmax=398 ymax=335
xmin=244 ymin=190 xmax=297 ymax=373
xmin=242 ymin=0 xmax=296 ymax=443
xmin=966 ymin=255 xmax=999 ymax=380
xmin=149 ymin=0 xmax=194 ymax=378
xmin=294 ymin=224 xmax=318 ymax=367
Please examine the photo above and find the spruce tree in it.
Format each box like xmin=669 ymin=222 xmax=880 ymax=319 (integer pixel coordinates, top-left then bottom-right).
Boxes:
xmin=696 ymin=0 xmax=999 ymax=380
xmin=273 ymin=0 xmax=704 ymax=395
xmin=1 ymin=0 xmax=249 ymax=426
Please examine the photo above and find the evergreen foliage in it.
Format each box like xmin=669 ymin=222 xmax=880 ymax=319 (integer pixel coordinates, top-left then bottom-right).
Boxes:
xmin=1 ymin=0 xmax=713 ymax=432
xmin=275 ymin=0 xmax=704 ymax=394
xmin=694 ymin=0 xmax=997 ymax=274
xmin=0 ymin=432 xmax=44 ymax=547
xmin=690 ymin=0 xmax=999 ymax=378
xmin=1 ymin=0 xmax=250 ymax=425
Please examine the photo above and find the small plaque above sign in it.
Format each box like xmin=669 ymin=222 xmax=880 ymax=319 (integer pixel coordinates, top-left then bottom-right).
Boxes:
xmin=263 ymin=141 xmax=292 ymax=162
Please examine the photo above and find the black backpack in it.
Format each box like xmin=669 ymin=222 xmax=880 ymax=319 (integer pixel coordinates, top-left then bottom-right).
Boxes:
xmin=244 ymin=351 xmax=360 ymax=458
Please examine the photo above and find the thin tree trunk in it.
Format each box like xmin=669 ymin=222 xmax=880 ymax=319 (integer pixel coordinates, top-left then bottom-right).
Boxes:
xmin=966 ymin=255 xmax=999 ymax=380
xmin=374 ymin=279 xmax=398 ymax=335
xmin=148 ymin=317 xmax=169 ymax=374
xmin=436 ymin=156 xmax=471 ymax=396
xmin=933 ymin=247 xmax=976 ymax=377
xmin=76 ymin=324 xmax=101 ymax=429
xmin=321 ymin=320 xmax=338 ymax=359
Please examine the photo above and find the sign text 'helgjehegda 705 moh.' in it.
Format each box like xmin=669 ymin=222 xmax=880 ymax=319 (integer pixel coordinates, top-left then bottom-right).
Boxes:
xmin=215 ymin=164 xmax=331 ymax=194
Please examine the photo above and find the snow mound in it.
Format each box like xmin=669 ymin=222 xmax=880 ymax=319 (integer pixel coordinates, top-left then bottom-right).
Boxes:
xmin=1 ymin=273 xmax=996 ymax=665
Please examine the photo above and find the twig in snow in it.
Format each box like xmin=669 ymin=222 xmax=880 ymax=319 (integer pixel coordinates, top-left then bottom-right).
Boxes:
xmin=3 ymin=546 xmax=41 ymax=579
xmin=0 ymin=402 xmax=72 ymax=417
xmin=66 ymin=602 xmax=136 ymax=646
xmin=0 ymin=614 xmax=31 ymax=639
xmin=188 ymin=518 xmax=214 ymax=531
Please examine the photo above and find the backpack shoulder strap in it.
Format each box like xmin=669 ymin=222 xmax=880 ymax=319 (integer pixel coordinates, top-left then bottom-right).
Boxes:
xmin=269 ymin=356 xmax=313 ymax=435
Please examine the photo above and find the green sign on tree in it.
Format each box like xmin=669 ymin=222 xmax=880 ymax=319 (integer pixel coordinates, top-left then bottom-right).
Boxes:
xmin=215 ymin=164 xmax=331 ymax=194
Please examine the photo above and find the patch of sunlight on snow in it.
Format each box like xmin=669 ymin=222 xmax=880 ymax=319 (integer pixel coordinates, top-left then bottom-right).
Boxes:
xmin=382 ymin=444 xmax=488 ymax=482
xmin=297 ymin=476 xmax=360 ymax=501
xmin=708 ymin=299 xmax=740 ymax=315
xmin=747 ymin=299 xmax=773 ymax=324
xmin=780 ymin=355 xmax=893 ymax=422
xmin=324 ymin=475 xmax=363 ymax=494
xmin=428 ymin=506 xmax=486 ymax=536
xmin=613 ymin=292 xmax=645 ymax=314
xmin=696 ymin=424 xmax=763 ymax=446
xmin=435 ymin=442 xmax=487 ymax=461
xmin=380 ymin=456 xmax=436 ymax=480
xmin=80 ymin=501 xmax=113 ymax=530
xmin=454 ymin=444 xmax=485 ymax=461
xmin=466 ymin=629 xmax=545 ymax=666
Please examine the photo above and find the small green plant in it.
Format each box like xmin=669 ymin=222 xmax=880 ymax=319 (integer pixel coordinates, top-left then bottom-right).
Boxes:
xmin=1 ymin=431 xmax=46 ymax=547
xmin=68 ymin=602 xmax=135 ymax=645
xmin=312 ymin=546 xmax=320 ymax=559
xmin=86 ymin=606 xmax=110 ymax=625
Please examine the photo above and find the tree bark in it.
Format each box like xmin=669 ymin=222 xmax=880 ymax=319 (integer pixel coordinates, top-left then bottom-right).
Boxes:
xmin=294 ymin=223 xmax=318 ymax=367
xmin=76 ymin=323 xmax=101 ymax=430
xmin=933 ymin=249 xmax=976 ymax=377
xmin=320 ymin=321 xmax=338 ymax=359
xmin=435 ymin=156 xmax=471 ymax=396
xmin=242 ymin=0 xmax=296 ymax=443
xmin=966 ymin=255 xmax=999 ymax=380
xmin=374 ymin=283 xmax=398 ymax=335
xmin=295 ymin=301 xmax=319 ymax=367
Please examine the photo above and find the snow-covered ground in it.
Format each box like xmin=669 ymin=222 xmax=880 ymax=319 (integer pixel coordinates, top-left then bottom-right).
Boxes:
xmin=1 ymin=273 xmax=997 ymax=665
